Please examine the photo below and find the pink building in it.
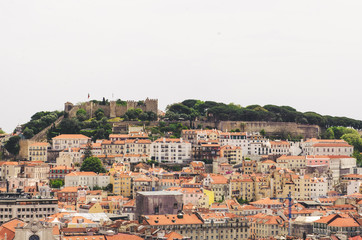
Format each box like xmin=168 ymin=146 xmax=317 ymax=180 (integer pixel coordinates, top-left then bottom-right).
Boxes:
xmin=306 ymin=155 xmax=330 ymax=167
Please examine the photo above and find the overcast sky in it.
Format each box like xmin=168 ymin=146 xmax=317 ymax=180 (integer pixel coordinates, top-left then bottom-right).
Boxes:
xmin=1 ymin=0 xmax=362 ymax=133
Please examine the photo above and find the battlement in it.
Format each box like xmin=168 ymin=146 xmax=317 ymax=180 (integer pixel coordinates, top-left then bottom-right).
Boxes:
xmin=65 ymin=98 xmax=158 ymax=119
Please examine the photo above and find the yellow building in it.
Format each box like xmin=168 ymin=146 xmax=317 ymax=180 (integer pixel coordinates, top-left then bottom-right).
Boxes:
xmin=276 ymin=155 xmax=306 ymax=171
xmin=230 ymin=178 xmax=255 ymax=201
xmin=28 ymin=142 xmax=48 ymax=161
xmin=220 ymin=145 xmax=243 ymax=165
xmin=249 ymin=213 xmax=288 ymax=238
xmin=110 ymin=172 xmax=132 ymax=197
xmin=203 ymin=189 xmax=215 ymax=206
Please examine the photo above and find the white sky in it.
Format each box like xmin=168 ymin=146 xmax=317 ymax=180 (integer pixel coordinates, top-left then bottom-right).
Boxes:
xmin=1 ymin=0 xmax=362 ymax=133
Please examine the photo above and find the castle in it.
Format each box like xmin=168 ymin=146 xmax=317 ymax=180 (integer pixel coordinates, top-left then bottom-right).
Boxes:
xmin=65 ymin=98 xmax=158 ymax=119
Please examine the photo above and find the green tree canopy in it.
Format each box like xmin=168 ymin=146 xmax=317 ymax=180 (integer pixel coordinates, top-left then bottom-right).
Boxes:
xmin=80 ymin=156 xmax=106 ymax=173
xmin=5 ymin=136 xmax=21 ymax=156
xmin=50 ymin=179 xmax=64 ymax=188
xmin=76 ymin=108 xmax=88 ymax=121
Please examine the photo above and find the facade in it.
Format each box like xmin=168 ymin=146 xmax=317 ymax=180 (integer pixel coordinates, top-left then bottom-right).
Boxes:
xmin=28 ymin=142 xmax=49 ymax=161
xmin=110 ymin=172 xmax=132 ymax=197
xmin=0 ymin=162 xmax=21 ymax=180
xmin=276 ymin=155 xmax=306 ymax=171
xmin=219 ymin=145 xmax=242 ymax=165
xmin=249 ymin=213 xmax=288 ymax=238
xmin=135 ymin=191 xmax=183 ymax=217
xmin=52 ymin=134 xmax=90 ymax=151
xmin=23 ymin=162 xmax=49 ymax=180
xmin=151 ymin=138 xmax=192 ymax=164
xmin=0 ymin=192 xmax=58 ymax=224
xmin=181 ymin=129 xmax=221 ymax=145
xmin=49 ymin=166 xmax=75 ymax=180
xmin=269 ymin=141 xmax=291 ymax=155
xmin=64 ymin=172 xmax=110 ymax=189
xmin=193 ymin=141 xmax=220 ymax=162
xmin=101 ymin=139 xmax=151 ymax=156
xmin=302 ymin=139 xmax=353 ymax=156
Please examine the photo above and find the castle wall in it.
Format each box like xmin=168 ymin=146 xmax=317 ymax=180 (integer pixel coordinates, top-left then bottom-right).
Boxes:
xmin=66 ymin=99 xmax=158 ymax=119
xmin=217 ymin=121 xmax=320 ymax=138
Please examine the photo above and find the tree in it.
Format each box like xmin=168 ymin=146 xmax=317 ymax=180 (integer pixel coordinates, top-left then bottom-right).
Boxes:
xmin=23 ymin=127 xmax=34 ymax=139
xmin=4 ymin=136 xmax=21 ymax=156
xmin=124 ymin=108 xmax=143 ymax=120
xmin=83 ymin=142 xmax=93 ymax=159
xmin=80 ymin=156 xmax=106 ymax=173
xmin=95 ymin=108 xmax=105 ymax=120
xmin=260 ymin=129 xmax=266 ymax=137
xmin=341 ymin=133 xmax=362 ymax=152
xmin=105 ymin=183 xmax=113 ymax=192
xmin=76 ymin=108 xmax=88 ymax=121
xmin=50 ymin=179 xmax=64 ymax=188
xmin=59 ymin=118 xmax=81 ymax=134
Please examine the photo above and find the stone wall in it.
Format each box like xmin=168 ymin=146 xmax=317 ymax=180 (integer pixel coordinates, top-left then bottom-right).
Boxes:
xmin=66 ymin=98 xmax=158 ymax=119
xmin=110 ymin=120 xmax=320 ymax=139
xmin=217 ymin=121 xmax=320 ymax=139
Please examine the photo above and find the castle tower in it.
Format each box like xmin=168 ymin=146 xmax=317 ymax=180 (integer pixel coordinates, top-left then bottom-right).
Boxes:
xmin=110 ymin=101 xmax=116 ymax=118
xmin=64 ymin=102 xmax=74 ymax=113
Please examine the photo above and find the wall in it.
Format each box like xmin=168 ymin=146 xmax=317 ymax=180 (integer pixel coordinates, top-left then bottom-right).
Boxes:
xmin=66 ymin=98 xmax=158 ymax=119
xmin=217 ymin=121 xmax=320 ymax=139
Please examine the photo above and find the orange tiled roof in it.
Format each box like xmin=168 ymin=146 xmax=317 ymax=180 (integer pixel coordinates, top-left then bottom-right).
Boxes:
xmin=53 ymin=134 xmax=90 ymax=139
xmin=29 ymin=142 xmax=49 ymax=147
xmin=66 ymin=171 xmax=97 ymax=177
xmin=328 ymin=217 xmax=360 ymax=227
xmin=63 ymin=236 xmax=105 ymax=240
xmin=144 ymin=214 xmax=203 ymax=226
xmin=250 ymin=198 xmax=282 ymax=206
xmin=106 ymin=234 xmax=144 ymax=240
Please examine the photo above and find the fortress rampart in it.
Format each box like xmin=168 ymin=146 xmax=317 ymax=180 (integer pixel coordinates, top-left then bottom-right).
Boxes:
xmin=65 ymin=98 xmax=158 ymax=119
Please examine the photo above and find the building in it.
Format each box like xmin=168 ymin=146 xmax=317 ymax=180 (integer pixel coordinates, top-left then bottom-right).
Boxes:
xmin=110 ymin=172 xmax=132 ymax=197
xmin=276 ymin=155 xmax=306 ymax=171
xmin=302 ymin=138 xmax=354 ymax=156
xmin=135 ymin=191 xmax=183 ymax=217
xmin=101 ymin=139 xmax=151 ymax=156
xmin=28 ymin=142 xmax=49 ymax=161
xmin=49 ymin=166 xmax=75 ymax=180
xmin=269 ymin=140 xmax=291 ymax=155
xmin=57 ymin=186 xmax=83 ymax=205
xmin=151 ymin=138 xmax=192 ymax=164
xmin=313 ymin=214 xmax=361 ymax=237
xmin=181 ymin=129 xmax=221 ymax=145
xmin=141 ymin=213 xmax=203 ymax=239
xmin=52 ymin=134 xmax=90 ymax=151
xmin=23 ymin=162 xmax=49 ymax=180
xmin=0 ymin=192 xmax=58 ymax=224
xmin=249 ymin=213 xmax=288 ymax=239
xmin=64 ymin=172 xmax=110 ymax=189
xmin=0 ymin=162 xmax=21 ymax=180
xmin=193 ymin=141 xmax=220 ymax=162
xmin=219 ymin=145 xmax=242 ymax=165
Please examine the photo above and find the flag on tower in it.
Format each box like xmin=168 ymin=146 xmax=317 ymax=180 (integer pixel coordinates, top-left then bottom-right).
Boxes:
xmin=88 ymin=93 xmax=90 ymax=99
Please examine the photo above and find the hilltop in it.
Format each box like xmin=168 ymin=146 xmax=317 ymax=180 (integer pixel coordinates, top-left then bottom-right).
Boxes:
xmin=14 ymin=98 xmax=362 ymax=143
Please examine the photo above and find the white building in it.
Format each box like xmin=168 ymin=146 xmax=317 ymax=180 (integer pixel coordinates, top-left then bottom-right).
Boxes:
xmin=151 ymin=138 xmax=191 ymax=164
xmin=64 ymin=172 xmax=110 ymax=189
xmin=301 ymin=138 xmax=353 ymax=156
xmin=347 ymin=180 xmax=362 ymax=195
xmin=52 ymin=134 xmax=90 ymax=150
xmin=309 ymin=177 xmax=328 ymax=199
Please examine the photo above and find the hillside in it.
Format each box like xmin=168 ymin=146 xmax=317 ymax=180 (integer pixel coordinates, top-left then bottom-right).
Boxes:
xmin=16 ymin=98 xmax=362 ymax=143
xmin=165 ymin=99 xmax=362 ymax=130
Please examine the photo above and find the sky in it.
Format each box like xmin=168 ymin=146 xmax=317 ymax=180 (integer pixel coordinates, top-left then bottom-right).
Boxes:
xmin=1 ymin=0 xmax=362 ymax=133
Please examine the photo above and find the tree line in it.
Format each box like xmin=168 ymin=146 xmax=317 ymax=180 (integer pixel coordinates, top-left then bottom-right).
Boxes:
xmin=165 ymin=99 xmax=362 ymax=129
